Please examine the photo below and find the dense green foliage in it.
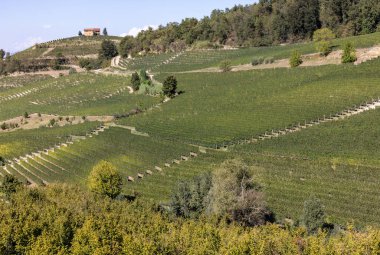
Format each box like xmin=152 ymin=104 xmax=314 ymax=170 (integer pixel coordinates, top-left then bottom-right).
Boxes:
xmin=170 ymin=173 xmax=212 ymax=219
xmin=99 ymin=40 xmax=118 ymax=60
xmin=302 ymin=196 xmax=327 ymax=233
xmin=0 ymin=184 xmax=379 ymax=254
xmin=290 ymin=51 xmax=303 ymax=67
xmin=79 ymin=58 xmax=104 ymax=70
xmin=342 ymin=42 xmax=357 ymax=63
xmin=207 ymin=159 xmax=273 ymax=227
xmin=219 ymin=60 xmax=232 ymax=72
xmin=130 ymin=72 xmax=141 ymax=91
xmin=0 ymin=174 xmax=22 ymax=199
xmin=119 ymin=0 xmax=380 ymax=53
xmin=162 ymin=76 xmax=177 ymax=98
xmin=88 ymin=161 xmax=123 ymax=199
xmin=313 ymin=28 xmax=336 ymax=56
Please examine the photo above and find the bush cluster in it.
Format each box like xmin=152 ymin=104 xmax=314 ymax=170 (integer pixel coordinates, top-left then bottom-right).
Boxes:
xmin=252 ymin=57 xmax=274 ymax=66
xmin=0 ymin=176 xmax=378 ymax=254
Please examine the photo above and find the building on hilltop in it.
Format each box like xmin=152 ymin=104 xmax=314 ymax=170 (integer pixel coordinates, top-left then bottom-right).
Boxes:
xmin=83 ymin=28 xmax=100 ymax=37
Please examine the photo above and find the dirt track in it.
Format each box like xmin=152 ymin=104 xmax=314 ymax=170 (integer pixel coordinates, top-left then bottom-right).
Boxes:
xmin=0 ymin=113 xmax=114 ymax=133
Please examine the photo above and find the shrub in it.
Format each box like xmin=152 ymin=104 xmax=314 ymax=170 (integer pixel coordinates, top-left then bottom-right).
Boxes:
xmin=219 ymin=60 xmax=232 ymax=72
xmin=0 ymin=174 xmax=22 ymax=199
xmin=99 ymin=40 xmax=118 ymax=60
xmin=251 ymin=57 xmax=264 ymax=66
xmin=49 ymin=119 xmax=56 ymax=127
xmin=162 ymin=76 xmax=178 ymax=98
xmin=131 ymin=72 xmax=141 ymax=91
xmin=302 ymin=195 xmax=326 ymax=233
xmin=207 ymin=159 xmax=273 ymax=226
xmin=139 ymin=69 xmax=149 ymax=82
xmin=313 ymin=28 xmax=336 ymax=56
xmin=289 ymin=51 xmax=303 ymax=68
xmin=23 ymin=112 xmax=29 ymax=118
xmin=79 ymin=58 xmax=103 ymax=70
xmin=342 ymin=42 xmax=357 ymax=63
xmin=264 ymin=57 xmax=274 ymax=64
xmin=88 ymin=161 xmax=123 ymax=199
xmin=170 ymin=173 xmax=212 ymax=219
xmin=1 ymin=122 xmax=8 ymax=130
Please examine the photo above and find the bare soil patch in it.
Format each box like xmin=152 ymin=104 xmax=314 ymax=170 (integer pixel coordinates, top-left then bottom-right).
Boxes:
xmin=0 ymin=113 xmax=114 ymax=133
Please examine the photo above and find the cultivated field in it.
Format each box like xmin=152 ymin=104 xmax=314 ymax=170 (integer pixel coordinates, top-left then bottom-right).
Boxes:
xmin=2 ymin=31 xmax=380 ymax=226
xmin=12 ymin=36 xmax=122 ymax=59
xmin=120 ymin=59 xmax=380 ymax=147
xmin=0 ymin=73 xmax=159 ymax=121
xmin=119 ymin=32 xmax=380 ymax=73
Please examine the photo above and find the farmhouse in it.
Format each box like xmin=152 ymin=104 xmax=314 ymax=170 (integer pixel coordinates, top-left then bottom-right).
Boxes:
xmin=83 ymin=28 xmax=100 ymax=36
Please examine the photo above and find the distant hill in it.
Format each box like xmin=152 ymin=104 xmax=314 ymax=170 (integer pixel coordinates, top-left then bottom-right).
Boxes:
xmin=13 ymin=36 xmax=122 ymax=60
xmin=121 ymin=0 xmax=380 ymax=54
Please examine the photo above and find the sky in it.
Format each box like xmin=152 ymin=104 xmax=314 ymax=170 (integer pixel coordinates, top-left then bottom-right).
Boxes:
xmin=1 ymin=0 xmax=254 ymax=53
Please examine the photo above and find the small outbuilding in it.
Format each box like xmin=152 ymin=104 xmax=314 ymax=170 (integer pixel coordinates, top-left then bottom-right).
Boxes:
xmin=83 ymin=28 xmax=100 ymax=37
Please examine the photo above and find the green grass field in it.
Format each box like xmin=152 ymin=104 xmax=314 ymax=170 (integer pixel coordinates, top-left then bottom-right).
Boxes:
xmin=119 ymin=59 xmax=380 ymax=147
xmin=0 ymin=127 xmax=199 ymax=186
xmin=226 ymin=106 xmax=380 ymax=226
xmin=0 ymin=122 xmax=100 ymax=159
xmin=0 ymin=73 xmax=159 ymax=121
xmin=237 ymin=108 xmax=380 ymax=166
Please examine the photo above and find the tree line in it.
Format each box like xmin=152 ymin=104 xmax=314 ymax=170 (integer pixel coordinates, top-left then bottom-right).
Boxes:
xmin=118 ymin=0 xmax=380 ymax=56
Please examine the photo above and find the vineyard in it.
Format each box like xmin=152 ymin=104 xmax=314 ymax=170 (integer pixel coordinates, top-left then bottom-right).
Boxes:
xmin=1 ymin=30 xmax=380 ymax=227
xmin=118 ymin=32 xmax=380 ymax=73
xmin=0 ymin=126 xmax=211 ymax=189
xmin=119 ymin=58 xmax=380 ymax=147
xmin=0 ymin=73 xmax=159 ymax=121
xmin=12 ymin=36 xmax=122 ymax=59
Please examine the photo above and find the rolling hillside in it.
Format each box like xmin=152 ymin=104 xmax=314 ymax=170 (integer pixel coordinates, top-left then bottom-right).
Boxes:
xmin=1 ymin=30 xmax=380 ymax=226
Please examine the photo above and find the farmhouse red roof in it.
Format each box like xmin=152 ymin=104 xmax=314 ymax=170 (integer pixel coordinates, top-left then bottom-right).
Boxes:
xmin=84 ymin=28 xmax=100 ymax=32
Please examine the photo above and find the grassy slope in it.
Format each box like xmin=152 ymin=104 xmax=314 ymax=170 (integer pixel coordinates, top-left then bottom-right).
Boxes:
xmin=0 ymin=122 xmax=99 ymax=159
xmin=0 ymin=73 xmax=159 ymax=121
xmin=0 ymin=127 xmax=196 ymax=185
xmin=12 ymin=36 xmax=122 ymax=59
xmin=2 ymin=33 xmax=380 ymax=226
xmin=227 ymin=107 xmax=380 ymax=226
xmin=120 ymin=32 xmax=380 ymax=73
xmin=120 ymin=59 xmax=380 ymax=147
xmin=237 ymin=108 xmax=380 ymax=166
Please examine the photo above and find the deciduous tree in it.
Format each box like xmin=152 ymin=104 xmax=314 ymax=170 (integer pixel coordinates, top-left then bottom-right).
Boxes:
xmin=99 ymin=40 xmax=118 ymax=60
xmin=88 ymin=161 xmax=123 ymax=199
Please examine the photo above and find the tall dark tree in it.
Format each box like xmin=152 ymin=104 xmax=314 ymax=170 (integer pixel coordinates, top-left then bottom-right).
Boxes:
xmin=162 ymin=76 xmax=177 ymax=98
xmin=131 ymin=72 xmax=141 ymax=91
xmin=103 ymin=27 xmax=108 ymax=36
xmin=78 ymin=31 xmax=83 ymax=36
xmin=0 ymin=49 xmax=5 ymax=60
xmin=99 ymin=40 xmax=118 ymax=60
